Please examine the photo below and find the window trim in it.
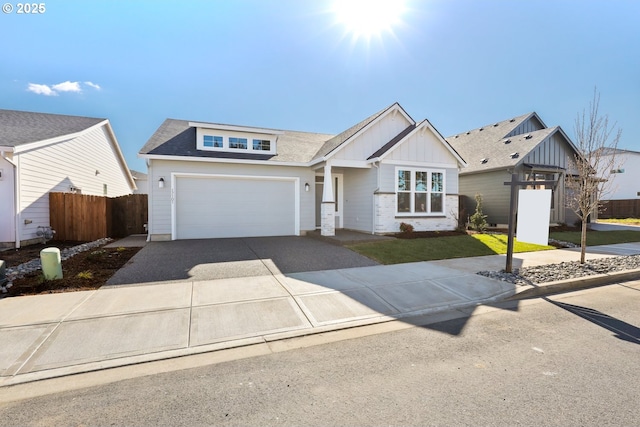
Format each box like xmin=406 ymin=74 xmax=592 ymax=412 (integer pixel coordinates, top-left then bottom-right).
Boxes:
xmin=395 ymin=167 xmax=446 ymax=216
xmin=196 ymin=128 xmax=277 ymax=154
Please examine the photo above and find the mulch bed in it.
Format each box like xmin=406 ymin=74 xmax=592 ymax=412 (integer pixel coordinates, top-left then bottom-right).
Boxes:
xmin=1 ymin=242 xmax=141 ymax=297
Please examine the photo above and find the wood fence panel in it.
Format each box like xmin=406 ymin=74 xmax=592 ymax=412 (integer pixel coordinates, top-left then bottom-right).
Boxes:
xmin=50 ymin=193 xmax=147 ymax=241
xmin=600 ymin=199 xmax=640 ymax=219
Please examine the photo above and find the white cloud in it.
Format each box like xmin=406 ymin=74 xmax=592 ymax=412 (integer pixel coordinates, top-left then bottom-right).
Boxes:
xmin=27 ymin=83 xmax=57 ymax=96
xmin=84 ymin=81 xmax=101 ymax=90
xmin=52 ymin=81 xmax=82 ymax=93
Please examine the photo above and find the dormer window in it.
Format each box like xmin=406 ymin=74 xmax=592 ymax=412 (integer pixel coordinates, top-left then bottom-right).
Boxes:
xmin=229 ymin=137 xmax=248 ymax=149
xmin=192 ymin=122 xmax=282 ymax=155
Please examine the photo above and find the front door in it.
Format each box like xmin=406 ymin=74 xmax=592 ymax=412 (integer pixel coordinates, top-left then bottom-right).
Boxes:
xmin=315 ymin=174 xmax=343 ymax=229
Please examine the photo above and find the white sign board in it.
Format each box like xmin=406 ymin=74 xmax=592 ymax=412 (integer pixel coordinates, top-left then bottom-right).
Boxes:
xmin=516 ymin=189 xmax=552 ymax=246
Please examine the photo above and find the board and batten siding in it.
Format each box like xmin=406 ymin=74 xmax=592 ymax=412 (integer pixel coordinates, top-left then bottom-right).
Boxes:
xmin=148 ymin=159 xmax=315 ymax=240
xmin=331 ymin=113 xmax=412 ymax=162
xmin=505 ymin=115 xmax=545 ymax=138
xmin=523 ymin=132 xmax=573 ymax=170
xmin=16 ymin=124 xmax=132 ymax=243
xmin=342 ymin=167 xmax=377 ymax=233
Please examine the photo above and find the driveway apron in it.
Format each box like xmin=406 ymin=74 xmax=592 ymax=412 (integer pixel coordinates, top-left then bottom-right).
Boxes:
xmin=106 ymin=236 xmax=379 ymax=286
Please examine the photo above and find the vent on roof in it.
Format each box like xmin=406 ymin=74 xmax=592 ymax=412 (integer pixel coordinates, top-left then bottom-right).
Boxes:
xmin=503 ymin=138 xmax=511 ymax=144
xmin=480 ymin=158 xmax=489 ymax=164
xmin=455 ymin=135 xmax=459 ymax=138
xmin=466 ymin=131 xmax=470 ymax=135
xmin=493 ymin=123 xmax=499 ymax=127
xmin=510 ymin=152 xmax=519 ymax=159
xmin=524 ymin=133 xmax=532 ymax=139
xmin=479 ymin=127 xmax=484 ymax=131
xmin=510 ymin=118 xmax=516 ymax=122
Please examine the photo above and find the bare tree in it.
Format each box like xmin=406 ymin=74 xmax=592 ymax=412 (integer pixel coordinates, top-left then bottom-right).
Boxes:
xmin=566 ymin=89 xmax=622 ymax=263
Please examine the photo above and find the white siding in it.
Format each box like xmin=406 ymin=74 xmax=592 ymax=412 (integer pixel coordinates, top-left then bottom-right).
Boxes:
xmin=599 ymin=152 xmax=638 ymax=200
xmin=342 ymin=168 xmax=377 ymax=233
xmin=16 ymin=124 xmax=133 ymax=243
xmin=332 ymin=113 xmax=412 ymax=161
xmin=386 ymin=127 xmax=457 ymax=166
xmin=0 ymin=157 xmax=15 ymax=243
xmin=148 ymin=159 xmax=315 ymax=240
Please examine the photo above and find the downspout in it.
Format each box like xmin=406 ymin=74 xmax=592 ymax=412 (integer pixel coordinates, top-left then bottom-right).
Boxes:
xmin=2 ymin=151 xmax=19 ymax=248
xmin=145 ymin=158 xmax=152 ymax=242
xmin=372 ymin=160 xmax=380 ymax=234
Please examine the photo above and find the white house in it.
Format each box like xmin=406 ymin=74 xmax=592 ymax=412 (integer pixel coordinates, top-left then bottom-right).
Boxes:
xmin=130 ymin=170 xmax=149 ymax=194
xmin=139 ymin=103 xmax=467 ymax=241
xmin=596 ymin=147 xmax=633 ymax=200
xmin=0 ymin=109 xmax=137 ymax=248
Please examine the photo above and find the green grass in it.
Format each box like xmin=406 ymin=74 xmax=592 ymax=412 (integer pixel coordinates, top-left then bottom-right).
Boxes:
xmin=550 ymin=230 xmax=640 ymax=246
xmin=348 ymin=233 xmax=554 ymax=265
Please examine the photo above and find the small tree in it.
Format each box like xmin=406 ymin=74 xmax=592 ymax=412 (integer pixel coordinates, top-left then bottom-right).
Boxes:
xmin=469 ymin=193 xmax=488 ymax=232
xmin=566 ymin=89 xmax=622 ymax=263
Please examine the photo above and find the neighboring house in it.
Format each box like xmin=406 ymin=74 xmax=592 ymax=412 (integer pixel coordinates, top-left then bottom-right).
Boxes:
xmin=130 ymin=169 xmax=149 ymax=194
xmin=595 ymin=147 xmax=632 ymax=200
xmin=0 ymin=109 xmax=137 ymax=248
xmin=446 ymin=112 xmax=581 ymax=227
xmin=139 ymin=102 xmax=467 ymax=240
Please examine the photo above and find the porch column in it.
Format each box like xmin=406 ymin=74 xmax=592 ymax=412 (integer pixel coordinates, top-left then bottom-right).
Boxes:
xmin=321 ymin=162 xmax=335 ymax=236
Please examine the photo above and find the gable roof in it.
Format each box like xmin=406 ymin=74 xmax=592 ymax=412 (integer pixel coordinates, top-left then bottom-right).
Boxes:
xmin=446 ymin=112 xmax=579 ymax=174
xmin=311 ymin=103 xmax=414 ymax=161
xmin=0 ymin=109 xmax=105 ymax=147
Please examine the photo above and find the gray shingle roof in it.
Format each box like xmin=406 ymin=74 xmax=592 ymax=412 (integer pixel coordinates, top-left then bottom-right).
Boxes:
xmin=0 ymin=109 xmax=105 ymax=147
xmin=139 ymin=119 xmax=334 ymax=163
xmin=446 ymin=112 xmax=550 ymax=174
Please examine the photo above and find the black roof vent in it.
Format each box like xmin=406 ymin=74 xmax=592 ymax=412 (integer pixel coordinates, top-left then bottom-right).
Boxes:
xmin=504 ymin=138 xmax=511 ymax=144
xmin=480 ymin=158 xmax=489 ymax=164
xmin=479 ymin=127 xmax=484 ymax=131
xmin=510 ymin=118 xmax=516 ymax=122
xmin=524 ymin=133 xmax=532 ymax=139
xmin=493 ymin=123 xmax=499 ymax=127
xmin=510 ymin=152 xmax=519 ymax=159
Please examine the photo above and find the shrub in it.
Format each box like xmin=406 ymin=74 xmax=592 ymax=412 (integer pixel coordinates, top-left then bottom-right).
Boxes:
xmin=399 ymin=222 xmax=414 ymax=234
xmin=76 ymin=271 xmax=94 ymax=279
xmin=469 ymin=193 xmax=488 ymax=233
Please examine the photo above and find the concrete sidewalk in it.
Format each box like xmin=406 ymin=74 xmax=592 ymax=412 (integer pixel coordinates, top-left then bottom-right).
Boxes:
xmin=1 ymin=241 xmax=640 ymax=387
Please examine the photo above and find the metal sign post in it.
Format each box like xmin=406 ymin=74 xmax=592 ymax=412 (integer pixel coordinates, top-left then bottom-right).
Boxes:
xmin=503 ymin=173 xmax=557 ymax=273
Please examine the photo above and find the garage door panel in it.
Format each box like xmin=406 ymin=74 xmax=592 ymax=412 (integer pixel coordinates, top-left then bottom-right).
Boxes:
xmin=175 ymin=176 xmax=296 ymax=239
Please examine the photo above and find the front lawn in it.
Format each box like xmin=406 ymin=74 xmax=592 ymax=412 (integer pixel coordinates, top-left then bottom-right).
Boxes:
xmin=549 ymin=230 xmax=640 ymax=246
xmin=348 ymin=233 xmax=554 ymax=265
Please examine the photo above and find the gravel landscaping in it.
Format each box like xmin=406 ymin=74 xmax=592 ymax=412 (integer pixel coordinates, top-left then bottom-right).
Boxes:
xmin=478 ymin=254 xmax=640 ymax=286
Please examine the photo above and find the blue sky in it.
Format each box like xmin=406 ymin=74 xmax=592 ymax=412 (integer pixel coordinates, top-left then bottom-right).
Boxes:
xmin=2 ymin=0 xmax=638 ymax=172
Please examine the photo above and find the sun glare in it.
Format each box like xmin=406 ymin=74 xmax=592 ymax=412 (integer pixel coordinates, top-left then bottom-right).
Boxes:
xmin=334 ymin=0 xmax=406 ymax=42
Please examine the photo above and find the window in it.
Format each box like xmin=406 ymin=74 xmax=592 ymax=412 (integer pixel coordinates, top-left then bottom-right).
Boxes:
xmin=396 ymin=169 xmax=445 ymax=214
xmin=229 ymin=137 xmax=247 ymax=149
xmin=253 ymin=139 xmax=271 ymax=151
xmin=203 ymin=135 xmax=223 ymax=148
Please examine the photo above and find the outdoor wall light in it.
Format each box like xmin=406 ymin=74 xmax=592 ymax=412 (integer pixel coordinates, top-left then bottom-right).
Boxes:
xmin=305 ymin=182 xmax=310 ymax=192
xmin=158 ymin=177 xmax=165 ymax=189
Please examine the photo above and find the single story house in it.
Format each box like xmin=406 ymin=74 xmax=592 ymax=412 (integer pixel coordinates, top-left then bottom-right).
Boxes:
xmin=0 ymin=109 xmax=137 ymax=248
xmin=139 ymin=102 xmax=467 ymax=240
xmin=446 ymin=112 xmax=581 ymax=227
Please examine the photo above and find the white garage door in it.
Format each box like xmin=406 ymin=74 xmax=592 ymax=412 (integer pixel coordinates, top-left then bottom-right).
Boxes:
xmin=174 ymin=175 xmax=297 ymax=239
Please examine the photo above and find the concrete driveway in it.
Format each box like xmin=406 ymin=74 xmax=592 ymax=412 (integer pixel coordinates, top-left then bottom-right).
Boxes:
xmin=107 ymin=236 xmax=379 ymax=286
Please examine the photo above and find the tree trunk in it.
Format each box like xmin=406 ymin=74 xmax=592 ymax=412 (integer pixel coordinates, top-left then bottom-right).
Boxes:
xmin=580 ymin=218 xmax=588 ymax=264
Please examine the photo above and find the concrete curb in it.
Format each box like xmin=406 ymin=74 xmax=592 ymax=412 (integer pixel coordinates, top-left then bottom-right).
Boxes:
xmin=506 ymin=268 xmax=640 ymax=300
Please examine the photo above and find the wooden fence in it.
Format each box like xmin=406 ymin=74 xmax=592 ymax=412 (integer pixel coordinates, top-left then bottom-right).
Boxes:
xmin=599 ymin=199 xmax=640 ymax=219
xmin=50 ymin=193 xmax=148 ymax=241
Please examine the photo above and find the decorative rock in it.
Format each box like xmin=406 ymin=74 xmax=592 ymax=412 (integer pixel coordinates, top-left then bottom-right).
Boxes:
xmin=478 ymin=254 xmax=640 ymax=286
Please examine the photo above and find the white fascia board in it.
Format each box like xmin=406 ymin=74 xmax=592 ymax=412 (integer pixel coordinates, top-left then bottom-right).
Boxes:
xmin=328 ymin=159 xmax=371 ymax=168
xmin=374 ymin=120 xmax=468 ymax=168
xmin=322 ymin=103 xmax=415 ymax=162
xmin=0 ymin=146 xmax=14 ymax=152
xmin=188 ymin=122 xmax=284 ymax=135
xmin=381 ymin=159 xmax=460 ymax=169
xmin=139 ymin=153 xmax=308 ymax=167
xmin=10 ymin=120 xmax=108 ymax=154
xmin=102 ymin=120 xmax=137 ymax=191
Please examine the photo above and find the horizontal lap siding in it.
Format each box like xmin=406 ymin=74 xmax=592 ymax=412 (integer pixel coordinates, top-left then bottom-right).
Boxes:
xmin=459 ymin=170 xmax=511 ymax=225
xmin=343 ymin=168 xmax=376 ymax=233
xmin=17 ymin=125 xmax=132 ymax=243
xmin=148 ymin=160 xmax=315 ymax=238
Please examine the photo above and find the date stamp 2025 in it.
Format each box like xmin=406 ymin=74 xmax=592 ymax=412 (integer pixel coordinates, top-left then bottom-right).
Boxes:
xmin=2 ymin=3 xmax=46 ymax=14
